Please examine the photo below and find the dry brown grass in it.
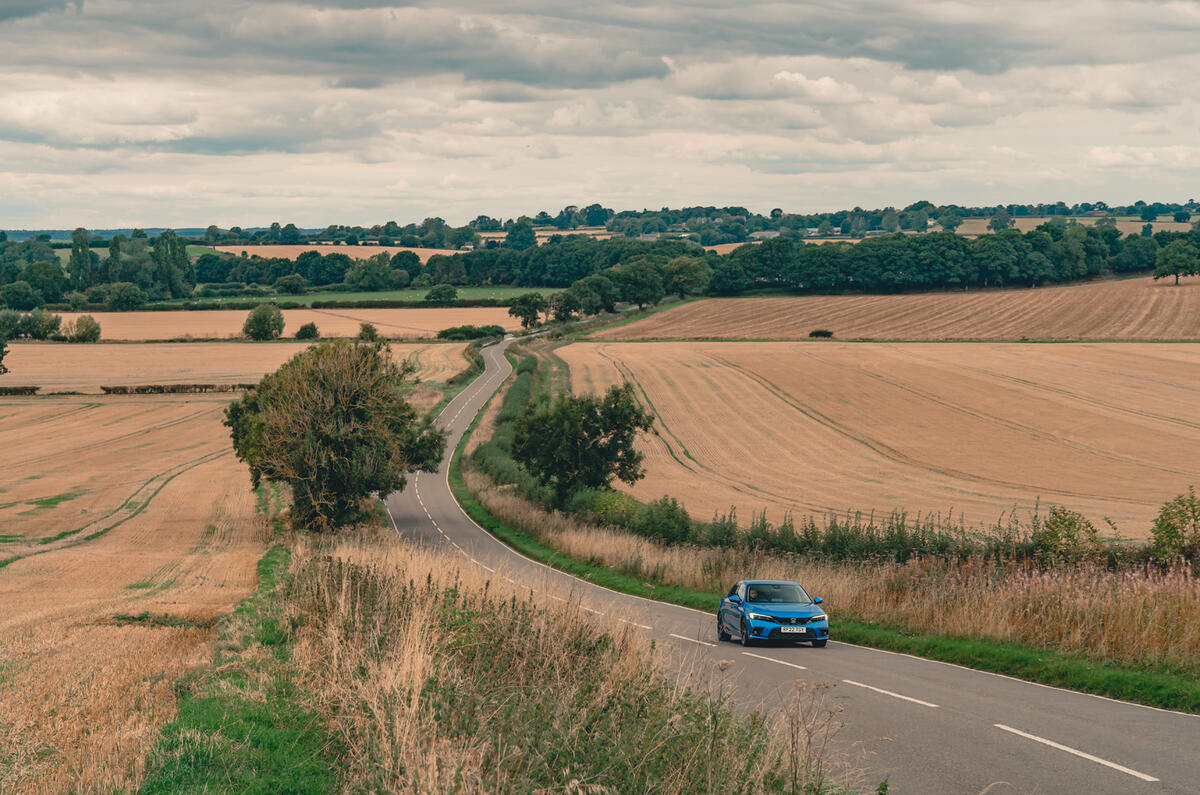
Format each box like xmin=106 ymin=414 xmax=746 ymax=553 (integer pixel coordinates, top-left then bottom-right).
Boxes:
xmin=55 ymin=306 xmax=518 ymax=341
xmin=597 ymin=276 xmax=1200 ymax=341
xmin=559 ymin=340 xmax=1200 ymax=535
xmin=465 ymin=468 xmax=1200 ymax=673
xmin=0 ymin=340 xmax=467 ymax=394
xmin=282 ymin=529 xmax=840 ymax=792
xmin=0 ymin=395 xmax=267 ymax=792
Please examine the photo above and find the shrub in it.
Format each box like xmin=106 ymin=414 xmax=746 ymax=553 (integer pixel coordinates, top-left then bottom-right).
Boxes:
xmin=1151 ymin=487 xmax=1200 ymax=564
xmin=1 ymin=281 xmax=41 ymax=310
xmin=1031 ymin=506 xmax=1101 ymax=564
xmin=357 ymin=322 xmax=379 ymax=341
xmin=0 ymin=309 xmax=19 ymax=339
xmin=275 ymin=274 xmax=307 ymax=295
xmin=808 ymin=329 xmax=834 ymax=338
xmin=295 ymin=322 xmax=320 ymax=340
xmin=424 ymin=284 xmax=458 ymax=303
xmin=632 ymin=496 xmax=694 ymax=544
xmin=107 ymin=282 xmax=147 ymax=310
xmin=16 ymin=308 xmax=61 ymax=340
xmin=84 ymin=285 xmax=109 ymax=304
xmin=388 ymin=268 xmax=411 ymax=289
xmin=64 ymin=291 xmax=87 ymax=310
xmin=243 ymin=304 xmax=285 ymax=340
xmin=436 ymin=324 xmax=505 ymax=340
xmin=65 ymin=314 xmax=102 ymax=343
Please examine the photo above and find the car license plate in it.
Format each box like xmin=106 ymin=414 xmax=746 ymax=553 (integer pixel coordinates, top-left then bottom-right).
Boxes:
xmin=780 ymin=626 xmax=806 ymax=634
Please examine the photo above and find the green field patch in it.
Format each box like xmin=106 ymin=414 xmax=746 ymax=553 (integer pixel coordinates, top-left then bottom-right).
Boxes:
xmin=21 ymin=490 xmax=87 ymax=512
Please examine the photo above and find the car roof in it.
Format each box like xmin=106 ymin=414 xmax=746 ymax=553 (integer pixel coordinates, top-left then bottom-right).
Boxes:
xmin=745 ymin=580 xmax=802 ymax=586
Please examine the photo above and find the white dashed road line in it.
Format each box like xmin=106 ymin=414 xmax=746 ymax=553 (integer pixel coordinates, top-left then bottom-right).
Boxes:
xmin=993 ymin=724 xmax=1158 ymax=782
xmin=741 ymin=652 xmax=806 ymax=670
xmin=843 ymin=679 xmax=939 ymax=708
xmin=669 ymin=633 xmax=717 ymax=648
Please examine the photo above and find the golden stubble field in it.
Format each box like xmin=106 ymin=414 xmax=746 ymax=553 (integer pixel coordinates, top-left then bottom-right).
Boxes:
xmin=559 ymin=341 xmax=1200 ymax=536
xmin=596 ymin=277 xmax=1200 ymax=341
xmin=210 ymin=243 xmax=460 ymax=262
xmin=0 ymin=344 xmax=466 ymax=791
xmin=1 ymin=340 xmax=467 ymax=396
xmin=55 ymin=306 xmax=518 ymax=341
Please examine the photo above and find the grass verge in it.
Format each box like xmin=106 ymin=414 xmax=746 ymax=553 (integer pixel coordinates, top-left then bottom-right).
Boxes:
xmin=138 ymin=546 xmax=342 ymax=793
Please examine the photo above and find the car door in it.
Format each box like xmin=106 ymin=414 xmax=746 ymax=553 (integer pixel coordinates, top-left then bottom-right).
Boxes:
xmin=720 ymin=582 xmax=742 ymax=632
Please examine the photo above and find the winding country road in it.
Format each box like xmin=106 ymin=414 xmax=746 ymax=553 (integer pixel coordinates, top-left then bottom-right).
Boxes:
xmin=387 ymin=336 xmax=1199 ymax=793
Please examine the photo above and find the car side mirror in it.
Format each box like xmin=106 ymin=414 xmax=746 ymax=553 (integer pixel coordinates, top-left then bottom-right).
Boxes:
xmin=728 ymin=595 xmax=742 ymax=604
xmin=813 ymin=596 xmax=823 ymax=604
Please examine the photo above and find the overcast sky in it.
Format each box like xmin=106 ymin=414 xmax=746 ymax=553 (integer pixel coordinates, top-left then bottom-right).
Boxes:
xmin=2 ymin=1 xmax=1198 ymax=229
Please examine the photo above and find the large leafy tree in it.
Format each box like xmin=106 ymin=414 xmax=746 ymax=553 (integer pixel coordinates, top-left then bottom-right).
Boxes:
xmin=512 ymin=383 xmax=654 ymax=506
xmin=1153 ymin=239 xmax=1199 ymax=285
xmin=225 ymin=339 xmax=446 ymax=531
xmin=508 ymin=291 xmax=548 ymax=328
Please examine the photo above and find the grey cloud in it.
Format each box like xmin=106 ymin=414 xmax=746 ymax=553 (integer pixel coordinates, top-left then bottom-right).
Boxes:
xmin=0 ymin=1 xmax=71 ymax=22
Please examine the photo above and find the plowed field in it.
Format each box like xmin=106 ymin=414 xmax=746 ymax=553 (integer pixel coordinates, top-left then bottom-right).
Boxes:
xmin=56 ymin=306 xmax=517 ymax=341
xmin=1 ymin=341 xmax=467 ymax=394
xmin=559 ymin=341 xmax=1200 ymax=536
xmin=595 ymin=277 xmax=1200 ymax=341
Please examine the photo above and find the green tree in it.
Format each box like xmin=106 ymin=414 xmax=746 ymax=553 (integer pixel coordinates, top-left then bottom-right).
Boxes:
xmin=16 ymin=308 xmax=61 ymax=340
xmin=358 ymin=322 xmax=379 ymax=341
xmin=505 ymin=219 xmax=538 ymax=251
xmin=1153 ymin=239 xmax=1199 ymax=285
xmin=20 ymin=261 xmax=67 ymax=303
xmin=65 ymin=314 xmax=101 ymax=342
xmin=224 ymin=339 xmax=446 ymax=530
xmin=295 ymin=321 xmax=319 ymax=340
xmin=243 ymin=304 xmax=285 ymax=340
xmin=513 ymin=383 xmax=655 ymax=506
xmin=615 ymin=261 xmax=664 ymax=308
xmin=345 ymin=254 xmax=391 ymax=291
xmin=0 ymin=336 xmax=8 ymax=376
xmin=1 ymin=280 xmax=40 ymax=310
xmin=508 ymin=292 xmax=548 ymax=329
xmin=661 ymin=256 xmax=710 ymax=298
xmin=987 ymin=209 xmax=1013 ymax=232
xmin=275 ymin=273 xmax=307 ymax=295
xmin=424 ymin=283 xmax=458 ymax=303
xmin=548 ymin=290 xmax=581 ymax=322
xmin=881 ymin=209 xmax=900 ymax=233
xmin=1151 ymin=487 xmax=1200 ymax=563
xmin=106 ymin=282 xmax=147 ymax=310
xmin=67 ymin=228 xmax=94 ymax=289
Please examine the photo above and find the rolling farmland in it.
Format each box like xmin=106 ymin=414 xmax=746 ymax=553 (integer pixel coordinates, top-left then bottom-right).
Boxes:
xmin=210 ymin=243 xmax=461 ymax=262
xmin=55 ymin=306 xmax=518 ymax=340
xmin=1 ymin=340 xmax=468 ymax=395
xmin=558 ymin=341 xmax=1200 ymax=535
xmin=595 ymin=276 xmax=1200 ymax=341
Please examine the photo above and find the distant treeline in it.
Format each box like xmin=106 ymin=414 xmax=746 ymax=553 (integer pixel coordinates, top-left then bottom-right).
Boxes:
xmin=1 ymin=219 xmax=1197 ymax=314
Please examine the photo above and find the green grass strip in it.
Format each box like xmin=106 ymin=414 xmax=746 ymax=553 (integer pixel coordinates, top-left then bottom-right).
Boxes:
xmin=139 ymin=546 xmax=341 ymax=794
xmin=450 ymin=402 xmax=1200 ymax=714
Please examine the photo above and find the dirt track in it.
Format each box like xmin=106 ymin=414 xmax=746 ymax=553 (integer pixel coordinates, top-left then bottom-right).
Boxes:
xmin=595 ymin=277 xmax=1200 ymax=341
xmin=560 ymin=340 xmax=1200 ymax=536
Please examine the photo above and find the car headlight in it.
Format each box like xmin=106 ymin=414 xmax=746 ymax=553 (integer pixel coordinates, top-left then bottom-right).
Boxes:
xmin=746 ymin=612 xmax=774 ymax=622
xmin=811 ymin=614 xmax=828 ymax=622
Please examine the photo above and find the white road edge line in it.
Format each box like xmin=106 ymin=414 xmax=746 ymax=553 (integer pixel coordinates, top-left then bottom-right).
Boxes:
xmin=843 ymin=679 xmax=938 ymax=708
xmin=993 ymin=724 xmax=1159 ymax=782
xmin=742 ymin=652 xmax=806 ymax=670
xmin=670 ymin=633 xmax=717 ymax=648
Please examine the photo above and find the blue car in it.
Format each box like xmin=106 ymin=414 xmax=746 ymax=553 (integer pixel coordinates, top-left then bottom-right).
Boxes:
xmin=717 ymin=580 xmax=829 ymax=647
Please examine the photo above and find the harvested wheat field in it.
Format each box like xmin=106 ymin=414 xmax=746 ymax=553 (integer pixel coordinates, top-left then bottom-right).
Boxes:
xmin=56 ymin=306 xmax=517 ymax=341
xmin=596 ymin=276 xmax=1200 ymax=341
xmin=211 ymin=243 xmax=460 ymax=262
xmin=0 ymin=395 xmax=264 ymax=791
xmin=955 ymin=216 xmax=1192 ymax=236
xmin=559 ymin=341 xmax=1200 ymax=535
xmin=1 ymin=340 xmax=467 ymax=394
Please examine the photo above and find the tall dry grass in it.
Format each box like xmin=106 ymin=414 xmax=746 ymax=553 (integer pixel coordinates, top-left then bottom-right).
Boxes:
xmin=466 ymin=469 xmax=1200 ymax=674
xmin=282 ymin=529 xmax=846 ymax=793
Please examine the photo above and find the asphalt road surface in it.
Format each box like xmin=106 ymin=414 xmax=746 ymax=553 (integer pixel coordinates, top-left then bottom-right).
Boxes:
xmin=387 ymin=336 xmax=1200 ymax=793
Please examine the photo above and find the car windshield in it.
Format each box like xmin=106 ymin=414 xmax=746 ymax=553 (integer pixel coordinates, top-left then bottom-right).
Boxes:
xmin=745 ymin=583 xmax=811 ymax=605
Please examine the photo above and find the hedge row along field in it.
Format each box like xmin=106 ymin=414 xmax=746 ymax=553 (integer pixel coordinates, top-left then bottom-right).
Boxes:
xmin=558 ymin=340 xmax=1200 ymax=535
xmin=595 ymin=275 xmax=1200 ymax=341
xmin=50 ymin=306 xmax=518 ymax=341
xmin=0 ymin=341 xmax=469 ymax=396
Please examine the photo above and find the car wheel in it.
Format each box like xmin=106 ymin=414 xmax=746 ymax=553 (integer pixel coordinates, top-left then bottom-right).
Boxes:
xmin=717 ymin=615 xmax=730 ymax=642
xmin=812 ymin=639 xmax=828 ymax=648
xmin=740 ymin=619 xmax=753 ymax=647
